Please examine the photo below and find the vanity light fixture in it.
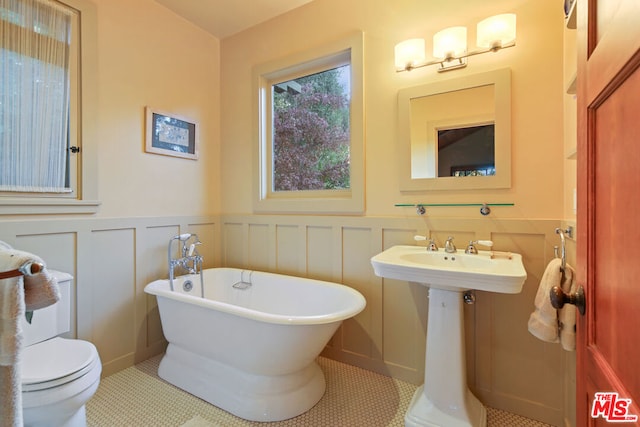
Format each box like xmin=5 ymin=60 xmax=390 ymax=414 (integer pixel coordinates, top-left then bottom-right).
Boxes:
xmin=395 ymin=13 xmax=516 ymax=72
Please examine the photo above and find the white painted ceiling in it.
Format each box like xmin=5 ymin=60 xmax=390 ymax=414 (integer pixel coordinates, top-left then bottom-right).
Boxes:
xmin=154 ymin=0 xmax=314 ymax=39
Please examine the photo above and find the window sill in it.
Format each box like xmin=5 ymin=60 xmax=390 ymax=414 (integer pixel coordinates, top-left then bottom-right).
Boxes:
xmin=0 ymin=198 xmax=101 ymax=215
xmin=254 ymin=192 xmax=364 ymax=215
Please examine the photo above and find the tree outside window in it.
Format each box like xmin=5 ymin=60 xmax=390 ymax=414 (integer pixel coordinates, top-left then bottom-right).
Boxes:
xmin=272 ymin=65 xmax=350 ymax=192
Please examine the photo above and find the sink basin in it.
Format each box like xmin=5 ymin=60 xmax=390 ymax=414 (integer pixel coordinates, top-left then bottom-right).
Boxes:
xmin=371 ymin=245 xmax=527 ymax=293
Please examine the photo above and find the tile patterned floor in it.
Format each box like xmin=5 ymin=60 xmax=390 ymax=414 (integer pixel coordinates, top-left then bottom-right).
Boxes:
xmin=86 ymin=355 xmax=554 ymax=427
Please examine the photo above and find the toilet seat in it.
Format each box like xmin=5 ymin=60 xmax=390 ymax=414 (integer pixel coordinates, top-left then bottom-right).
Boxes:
xmin=22 ymin=337 xmax=99 ymax=392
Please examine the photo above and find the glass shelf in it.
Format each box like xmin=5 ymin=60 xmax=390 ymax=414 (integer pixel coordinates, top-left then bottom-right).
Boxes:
xmin=395 ymin=202 xmax=514 ymax=215
xmin=394 ymin=203 xmax=514 ymax=207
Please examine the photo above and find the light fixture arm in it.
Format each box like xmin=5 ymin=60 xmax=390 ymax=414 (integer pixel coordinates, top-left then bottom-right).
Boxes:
xmin=397 ymin=40 xmax=515 ymax=73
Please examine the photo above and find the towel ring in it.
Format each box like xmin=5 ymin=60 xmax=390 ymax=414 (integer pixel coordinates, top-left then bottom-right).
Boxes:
xmin=550 ymin=226 xmax=585 ymax=316
xmin=0 ymin=262 xmax=44 ymax=280
xmin=555 ymin=227 xmax=568 ymax=274
xmin=554 ymin=226 xmax=574 ymax=284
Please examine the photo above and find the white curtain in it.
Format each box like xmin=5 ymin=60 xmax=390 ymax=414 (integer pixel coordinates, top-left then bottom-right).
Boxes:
xmin=0 ymin=0 xmax=73 ymax=192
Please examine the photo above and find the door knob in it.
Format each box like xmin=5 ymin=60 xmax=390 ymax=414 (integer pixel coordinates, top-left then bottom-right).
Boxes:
xmin=550 ymin=285 xmax=586 ymax=315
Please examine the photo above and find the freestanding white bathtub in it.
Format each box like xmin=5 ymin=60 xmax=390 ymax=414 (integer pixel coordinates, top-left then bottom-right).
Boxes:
xmin=144 ymin=268 xmax=366 ymax=422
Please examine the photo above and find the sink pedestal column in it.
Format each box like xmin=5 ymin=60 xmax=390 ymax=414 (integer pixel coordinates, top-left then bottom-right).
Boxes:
xmin=405 ymin=287 xmax=486 ymax=427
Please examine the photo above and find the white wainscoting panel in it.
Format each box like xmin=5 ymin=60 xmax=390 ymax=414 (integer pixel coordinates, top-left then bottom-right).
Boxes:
xmin=91 ymin=227 xmax=136 ymax=372
xmin=248 ymin=223 xmax=269 ymax=270
xmin=220 ymin=214 xmax=565 ymax=426
xmin=2 ymin=214 xmax=568 ymax=425
xmin=2 ymin=215 xmax=220 ymax=376
xmin=275 ymin=224 xmax=300 ymax=275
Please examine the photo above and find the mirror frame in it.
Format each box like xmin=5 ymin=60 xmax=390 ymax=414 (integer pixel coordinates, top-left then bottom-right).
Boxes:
xmin=398 ymin=68 xmax=511 ymax=191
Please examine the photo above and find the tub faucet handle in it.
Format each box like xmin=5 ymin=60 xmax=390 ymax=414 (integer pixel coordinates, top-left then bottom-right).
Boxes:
xmin=188 ymin=240 xmax=202 ymax=256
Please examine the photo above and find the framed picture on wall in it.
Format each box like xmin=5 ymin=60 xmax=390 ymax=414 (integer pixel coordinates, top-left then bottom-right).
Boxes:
xmin=145 ymin=107 xmax=198 ymax=160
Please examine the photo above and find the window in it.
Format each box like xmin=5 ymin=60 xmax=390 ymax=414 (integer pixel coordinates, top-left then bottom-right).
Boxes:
xmin=0 ymin=0 xmax=99 ymax=214
xmin=253 ymin=33 xmax=364 ymax=214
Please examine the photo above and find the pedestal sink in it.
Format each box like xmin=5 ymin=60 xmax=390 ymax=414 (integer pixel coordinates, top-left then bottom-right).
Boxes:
xmin=371 ymin=245 xmax=527 ymax=427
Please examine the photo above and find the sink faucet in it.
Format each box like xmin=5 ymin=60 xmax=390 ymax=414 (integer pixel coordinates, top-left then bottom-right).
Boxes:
xmin=444 ymin=236 xmax=456 ymax=253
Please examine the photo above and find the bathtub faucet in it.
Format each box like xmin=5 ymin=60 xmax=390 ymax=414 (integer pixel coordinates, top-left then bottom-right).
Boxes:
xmin=168 ymin=233 xmax=203 ymax=292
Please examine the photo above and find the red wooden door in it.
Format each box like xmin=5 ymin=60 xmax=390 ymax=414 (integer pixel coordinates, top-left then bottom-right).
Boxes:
xmin=576 ymin=0 xmax=640 ymax=425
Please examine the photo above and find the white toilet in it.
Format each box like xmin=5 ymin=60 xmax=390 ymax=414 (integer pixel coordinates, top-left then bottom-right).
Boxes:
xmin=19 ymin=270 xmax=102 ymax=427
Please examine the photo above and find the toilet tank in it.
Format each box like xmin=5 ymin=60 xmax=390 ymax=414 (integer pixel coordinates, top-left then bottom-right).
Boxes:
xmin=20 ymin=270 xmax=72 ymax=347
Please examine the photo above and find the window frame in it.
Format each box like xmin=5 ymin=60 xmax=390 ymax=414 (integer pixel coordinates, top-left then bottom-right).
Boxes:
xmin=253 ymin=32 xmax=364 ymax=214
xmin=0 ymin=0 xmax=100 ymax=215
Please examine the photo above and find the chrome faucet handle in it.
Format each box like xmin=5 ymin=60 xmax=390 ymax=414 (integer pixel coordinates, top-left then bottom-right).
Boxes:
xmin=465 ymin=240 xmax=494 ymax=254
xmin=415 ymin=235 xmax=439 ymax=251
xmin=444 ymin=236 xmax=456 ymax=253
xmin=465 ymin=241 xmax=478 ymax=254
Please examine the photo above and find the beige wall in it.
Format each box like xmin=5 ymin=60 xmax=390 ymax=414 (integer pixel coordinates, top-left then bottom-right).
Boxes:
xmin=563 ymin=11 xmax=578 ymax=222
xmin=220 ymin=0 xmax=565 ymax=219
xmin=94 ymin=0 xmax=220 ymax=217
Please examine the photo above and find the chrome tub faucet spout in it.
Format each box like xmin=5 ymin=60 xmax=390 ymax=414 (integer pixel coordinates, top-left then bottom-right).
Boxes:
xmin=168 ymin=233 xmax=204 ymax=295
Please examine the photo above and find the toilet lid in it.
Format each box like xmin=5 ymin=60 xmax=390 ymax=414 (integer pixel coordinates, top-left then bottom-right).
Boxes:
xmin=22 ymin=337 xmax=98 ymax=387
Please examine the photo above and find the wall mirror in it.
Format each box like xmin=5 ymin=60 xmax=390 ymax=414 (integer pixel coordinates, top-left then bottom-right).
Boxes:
xmin=398 ymin=68 xmax=511 ymax=191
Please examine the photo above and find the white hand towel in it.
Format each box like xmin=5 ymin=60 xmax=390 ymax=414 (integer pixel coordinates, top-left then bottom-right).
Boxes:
xmin=528 ymin=258 xmax=563 ymax=343
xmin=0 ymin=250 xmax=26 ymax=427
xmin=0 ymin=363 xmax=21 ymax=427
xmin=0 ymin=242 xmax=60 ymax=427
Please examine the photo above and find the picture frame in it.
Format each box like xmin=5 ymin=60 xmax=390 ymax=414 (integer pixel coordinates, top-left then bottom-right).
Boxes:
xmin=145 ymin=107 xmax=198 ymax=160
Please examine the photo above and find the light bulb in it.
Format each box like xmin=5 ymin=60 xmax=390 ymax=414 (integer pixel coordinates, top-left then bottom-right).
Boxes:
xmin=477 ymin=14 xmax=516 ymax=50
xmin=433 ymin=26 xmax=467 ymax=59
xmin=395 ymin=38 xmax=426 ymax=70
